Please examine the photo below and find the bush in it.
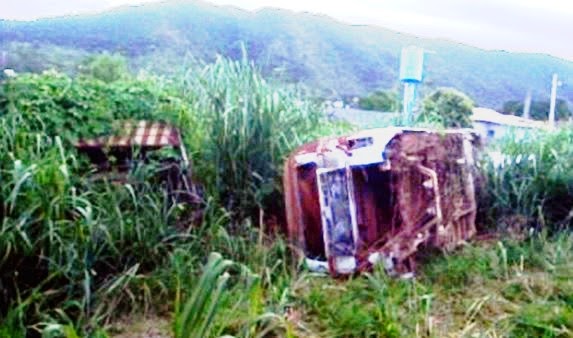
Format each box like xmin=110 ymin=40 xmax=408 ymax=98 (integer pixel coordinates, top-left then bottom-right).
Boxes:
xmin=0 ymin=70 xmax=189 ymax=143
xmin=418 ymin=87 xmax=474 ymax=128
xmin=358 ymin=90 xmax=400 ymax=112
xmin=79 ymin=52 xmax=129 ymax=83
xmin=502 ymin=99 xmax=571 ymax=121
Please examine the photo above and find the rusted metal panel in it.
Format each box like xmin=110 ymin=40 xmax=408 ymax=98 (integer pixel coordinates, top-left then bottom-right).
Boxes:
xmin=76 ymin=121 xmax=181 ymax=149
xmin=283 ymin=127 xmax=480 ymax=276
xmin=73 ymin=120 xmax=201 ymax=208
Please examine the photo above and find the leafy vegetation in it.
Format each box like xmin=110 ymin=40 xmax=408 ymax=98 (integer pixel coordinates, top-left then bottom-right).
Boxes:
xmin=502 ymin=99 xmax=571 ymax=121
xmin=0 ymin=41 xmax=88 ymax=76
xmin=358 ymin=90 xmax=400 ymax=112
xmin=0 ymin=70 xmax=185 ymax=142
xmin=418 ymin=87 xmax=475 ymax=128
xmin=79 ymin=53 xmax=129 ymax=83
xmin=1 ymin=48 xmax=573 ymax=338
xmin=0 ymin=55 xmax=344 ymax=336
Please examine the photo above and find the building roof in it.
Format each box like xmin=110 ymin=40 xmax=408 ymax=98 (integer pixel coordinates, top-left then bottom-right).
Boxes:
xmin=76 ymin=120 xmax=181 ymax=149
xmin=471 ymin=107 xmax=545 ymax=129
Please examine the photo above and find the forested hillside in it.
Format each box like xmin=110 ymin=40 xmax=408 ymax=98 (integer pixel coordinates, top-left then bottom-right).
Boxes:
xmin=2 ymin=0 xmax=573 ymax=108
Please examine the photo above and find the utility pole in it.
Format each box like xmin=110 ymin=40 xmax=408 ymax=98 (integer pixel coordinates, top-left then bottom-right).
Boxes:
xmin=549 ymin=73 xmax=558 ymax=127
xmin=0 ymin=52 xmax=6 ymax=69
xmin=523 ymin=90 xmax=531 ymax=119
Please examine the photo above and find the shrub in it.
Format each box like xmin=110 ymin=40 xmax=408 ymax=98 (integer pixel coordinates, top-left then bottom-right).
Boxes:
xmin=358 ymin=90 xmax=400 ymax=112
xmin=79 ymin=52 xmax=129 ymax=83
xmin=0 ymin=70 xmax=189 ymax=143
xmin=418 ymin=87 xmax=474 ymax=128
xmin=502 ymin=99 xmax=571 ymax=121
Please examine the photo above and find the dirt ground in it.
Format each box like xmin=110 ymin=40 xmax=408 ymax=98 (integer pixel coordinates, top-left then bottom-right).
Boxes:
xmin=108 ymin=315 xmax=170 ymax=338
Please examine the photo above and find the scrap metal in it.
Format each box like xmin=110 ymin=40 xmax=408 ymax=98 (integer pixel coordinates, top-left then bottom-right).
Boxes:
xmin=75 ymin=120 xmax=200 ymax=209
xmin=283 ymin=127 xmax=480 ymax=276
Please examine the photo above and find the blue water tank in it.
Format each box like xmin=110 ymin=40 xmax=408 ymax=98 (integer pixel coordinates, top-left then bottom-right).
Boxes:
xmin=399 ymin=46 xmax=424 ymax=83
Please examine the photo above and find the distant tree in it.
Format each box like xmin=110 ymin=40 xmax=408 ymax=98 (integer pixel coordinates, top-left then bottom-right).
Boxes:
xmin=502 ymin=99 xmax=570 ymax=121
xmin=419 ymin=88 xmax=474 ymax=128
xmin=79 ymin=52 xmax=129 ymax=83
xmin=358 ymin=90 xmax=400 ymax=112
xmin=3 ymin=42 xmax=87 ymax=75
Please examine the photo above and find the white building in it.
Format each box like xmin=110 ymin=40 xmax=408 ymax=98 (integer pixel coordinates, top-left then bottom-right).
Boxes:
xmin=472 ymin=107 xmax=545 ymax=142
xmin=3 ymin=69 xmax=17 ymax=78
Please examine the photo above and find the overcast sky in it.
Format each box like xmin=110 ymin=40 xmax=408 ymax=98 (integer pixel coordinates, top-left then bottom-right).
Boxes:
xmin=3 ymin=0 xmax=573 ymax=60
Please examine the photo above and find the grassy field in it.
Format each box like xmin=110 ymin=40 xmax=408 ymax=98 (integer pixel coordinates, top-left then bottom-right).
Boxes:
xmin=109 ymin=231 xmax=573 ymax=338
xmin=1 ymin=54 xmax=572 ymax=337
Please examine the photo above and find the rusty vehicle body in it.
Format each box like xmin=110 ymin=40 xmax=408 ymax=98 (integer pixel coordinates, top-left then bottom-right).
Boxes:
xmin=283 ymin=127 xmax=480 ymax=276
xmin=75 ymin=120 xmax=201 ymax=205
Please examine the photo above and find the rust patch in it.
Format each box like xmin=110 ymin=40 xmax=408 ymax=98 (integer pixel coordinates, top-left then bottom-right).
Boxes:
xmin=283 ymin=128 xmax=480 ymax=276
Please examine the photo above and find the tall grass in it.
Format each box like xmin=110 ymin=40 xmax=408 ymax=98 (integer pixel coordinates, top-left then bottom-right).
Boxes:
xmin=0 ymin=115 xmax=183 ymax=334
xmin=173 ymin=252 xmax=233 ymax=338
xmin=480 ymin=127 xmax=573 ymax=232
xmin=0 ymin=55 xmax=345 ymax=336
xmin=182 ymin=54 xmax=349 ymax=215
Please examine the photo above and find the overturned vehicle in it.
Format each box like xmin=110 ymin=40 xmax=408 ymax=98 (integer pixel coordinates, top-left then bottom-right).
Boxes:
xmin=283 ymin=127 xmax=480 ymax=276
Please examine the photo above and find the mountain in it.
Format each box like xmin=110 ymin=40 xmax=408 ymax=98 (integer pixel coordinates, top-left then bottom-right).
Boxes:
xmin=2 ymin=0 xmax=572 ymax=108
